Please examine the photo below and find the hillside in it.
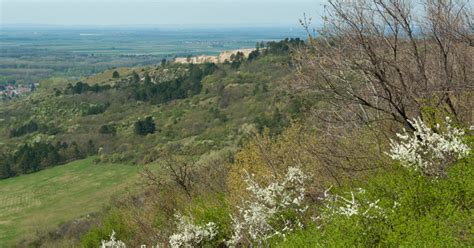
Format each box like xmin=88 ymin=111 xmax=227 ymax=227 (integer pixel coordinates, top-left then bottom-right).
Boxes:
xmin=0 ymin=40 xmax=305 ymax=246
xmin=0 ymin=40 xmax=300 ymax=179
xmin=1 ymin=6 xmax=472 ymax=245
xmin=0 ymin=157 xmax=140 ymax=247
xmin=3 ymin=0 xmax=474 ymax=246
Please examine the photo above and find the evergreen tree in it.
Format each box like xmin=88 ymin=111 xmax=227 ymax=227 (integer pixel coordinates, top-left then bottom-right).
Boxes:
xmin=248 ymin=50 xmax=259 ymax=61
xmin=131 ymin=71 xmax=140 ymax=84
xmin=112 ymin=70 xmax=120 ymax=78
xmin=134 ymin=117 xmax=156 ymax=136
xmin=144 ymin=73 xmax=152 ymax=85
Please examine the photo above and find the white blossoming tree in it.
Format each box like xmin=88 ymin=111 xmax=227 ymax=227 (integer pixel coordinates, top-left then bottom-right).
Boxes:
xmin=226 ymin=166 xmax=308 ymax=247
xmin=388 ymin=117 xmax=470 ymax=176
xmin=318 ymin=187 xmax=392 ymax=221
xmin=168 ymin=213 xmax=218 ymax=248
xmin=101 ymin=231 xmax=126 ymax=248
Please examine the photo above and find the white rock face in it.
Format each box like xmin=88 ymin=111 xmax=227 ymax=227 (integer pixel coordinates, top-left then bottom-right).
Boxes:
xmin=174 ymin=48 xmax=255 ymax=64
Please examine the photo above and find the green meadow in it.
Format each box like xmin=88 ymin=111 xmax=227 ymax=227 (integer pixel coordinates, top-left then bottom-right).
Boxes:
xmin=0 ymin=157 xmax=140 ymax=246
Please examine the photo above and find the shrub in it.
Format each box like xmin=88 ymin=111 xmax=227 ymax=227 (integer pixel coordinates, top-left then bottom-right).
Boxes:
xmin=100 ymin=231 xmax=126 ymax=248
xmin=276 ymin=118 xmax=473 ymax=247
xmin=277 ymin=154 xmax=474 ymax=247
xmin=226 ymin=166 xmax=307 ymax=247
xmin=163 ymin=166 xmax=308 ymax=247
xmin=168 ymin=213 xmax=218 ymax=248
xmin=9 ymin=120 xmax=39 ymax=137
xmin=99 ymin=124 xmax=117 ymax=135
xmin=134 ymin=116 xmax=156 ymax=136
xmin=81 ymin=209 xmax=131 ymax=248
xmin=191 ymin=202 xmax=233 ymax=246
xmin=131 ymin=71 xmax=140 ymax=83
xmin=112 ymin=71 xmax=120 ymax=79
xmin=9 ymin=120 xmax=59 ymax=138
xmin=388 ymin=117 xmax=470 ymax=176
xmin=82 ymin=103 xmax=110 ymax=116
xmin=65 ymin=82 xmax=111 ymax=95
xmin=319 ymin=187 xmax=389 ymax=220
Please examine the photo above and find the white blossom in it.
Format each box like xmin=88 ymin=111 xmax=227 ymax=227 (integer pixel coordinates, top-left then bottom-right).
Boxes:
xmin=319 ymin=187 xmax=386 ymax=219
xmin=226 ymin=167 xmax=308 ymax=247
xmin=169 ymin=213 xmax=218 ymax=248
xmin=101 ymin=231 xmax=127 ymax=248
xmin=388 ymin=117 xmax=470 ymax=176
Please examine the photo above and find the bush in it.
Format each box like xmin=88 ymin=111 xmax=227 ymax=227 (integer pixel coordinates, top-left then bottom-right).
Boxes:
xmin=188 ymin=195 xmax=233 ymax=246
xmin=276 ymin=143 xmax=473 ymax=247
xmin=134 ymin=116 xmax=156 ymax=136
xmin=226 ymin=166 xmax=308 ymax=247
xmin=99 ymin=124 xmax=117 ymax=135
xmin=82 ymin=103 xmax=110 ymax=116
xmin=272 ymin=119 xmax=473 ymax=247
xmin=9 ymin=120 xmax=59 ymax=138
xmin=65 ymin=82 xmax=111 ymax=95
xmin=81 ymin=209 xmax=131 ymax=248
xmin=388 ymin=117 xmax=469 ymax=176
xmin=168 ymin=214 xmax=218 ymax=248
xmin=112 ymin=71 xmax=120 ymax=79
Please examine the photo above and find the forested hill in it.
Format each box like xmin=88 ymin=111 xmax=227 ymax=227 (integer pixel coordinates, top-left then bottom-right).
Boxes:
xmin=0 ymin=38 xmax=305 ymax=180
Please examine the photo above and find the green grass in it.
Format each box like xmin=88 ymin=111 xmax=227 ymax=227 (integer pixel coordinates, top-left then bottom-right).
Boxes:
xmin=0 ymin=157 xmax=141 ymax=247
xmin=275 ymin=152 xmax=474 ymax=247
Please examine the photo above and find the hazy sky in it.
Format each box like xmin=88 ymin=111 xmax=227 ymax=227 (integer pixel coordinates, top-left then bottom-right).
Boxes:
xmin=0 ymin=0 xmax=324 ymax=27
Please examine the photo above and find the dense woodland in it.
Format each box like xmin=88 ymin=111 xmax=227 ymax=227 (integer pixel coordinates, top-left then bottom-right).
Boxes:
xmin=0 ymin=0 xmax=472 ymax=247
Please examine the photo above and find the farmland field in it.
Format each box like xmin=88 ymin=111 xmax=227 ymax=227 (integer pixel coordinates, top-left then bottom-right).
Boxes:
xmin=0 ymin=27 xmax=305 ymax=85
xmin=0 ymin=157 xmax=141 ymax=246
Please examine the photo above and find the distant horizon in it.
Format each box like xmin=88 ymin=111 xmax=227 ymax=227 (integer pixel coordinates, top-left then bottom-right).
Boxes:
xmin=0 ymin=0 xmax=324 ymax=27
xmin=0 ymin=23 xmax=307 ymax=30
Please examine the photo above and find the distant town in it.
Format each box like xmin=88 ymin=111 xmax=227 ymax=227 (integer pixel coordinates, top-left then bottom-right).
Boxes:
xmin=0 ymin=83 xmax=38 ymax=100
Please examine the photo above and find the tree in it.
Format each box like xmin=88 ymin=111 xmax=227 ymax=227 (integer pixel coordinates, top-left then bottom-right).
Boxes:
xmin=293 ymin=0 xmax=472 ymax=130
xmin=202 ymin=63 xmax=217 ymax=76
xmin=230 ymin=52 xmax=245 ymax=69
xmin=134 ymin=116 xmax=156 ymax=136
xmin=0 ymin=154 xmax=13 ymax=179
xmin=187 ymin=64 xmax=204 ymax=94
xmin=0 ymin=141 xmax=87 ymax=179
xmin=130 ymin=64 xmax=214 ymax=104
xmin=248 ymin=50 xmax=260 ymax=61
xmin=144 ymin=72 xmax=152 ymax=85
xmin=156 ymin=148 xmax=197 ymax=198
xmin=99 ymin=124 xmax=117 ymax=135
xmin=64 ymin=82 xmax=110 ymax=95
xmin=64 ymin=141 xmax=81 ymax=160
xmin=131 ymin=71 xmax=140 ymax=84
xmin=112 ymin=70 xmax=120 ymax=79
xmin=9 ymin=120 xmax=39 ymax=138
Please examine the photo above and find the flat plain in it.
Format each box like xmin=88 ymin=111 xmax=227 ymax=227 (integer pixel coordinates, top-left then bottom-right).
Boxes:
xmin=0 ymin=27 xmax=304 ymax=85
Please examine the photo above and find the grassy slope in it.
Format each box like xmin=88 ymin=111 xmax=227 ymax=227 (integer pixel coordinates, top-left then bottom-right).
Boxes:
xmin=0 ymin=157 xmax=140 ymax=247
